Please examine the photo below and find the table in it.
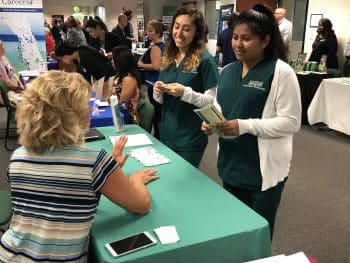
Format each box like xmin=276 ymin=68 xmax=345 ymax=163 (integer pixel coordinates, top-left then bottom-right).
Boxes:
xmin=308 ymin=78 xmax=350 ymax=135
xmin=296 ymin=72 xmax=330 ymax=125
xmin=87 ymin=125 xmax=271 ymax=263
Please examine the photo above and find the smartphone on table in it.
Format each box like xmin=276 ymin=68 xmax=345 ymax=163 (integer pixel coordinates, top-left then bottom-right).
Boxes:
xmin=105 ymin=231 xmax=157 ymax=257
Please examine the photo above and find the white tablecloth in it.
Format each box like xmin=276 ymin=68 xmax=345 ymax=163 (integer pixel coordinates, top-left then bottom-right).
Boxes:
xmin=308 ymin=78 xmax=350 ymax=135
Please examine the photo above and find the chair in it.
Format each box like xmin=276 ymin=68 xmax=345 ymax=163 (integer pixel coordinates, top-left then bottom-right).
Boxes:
xmin=0 ymin=189 xmax=12 ymax=229
xmin=137 ymin=93 xmax=154 ymax=133
xmin=326 ymin=68 xmax=341 ymax=77
xmin=0 ymin=81 xmax=17 ymax=151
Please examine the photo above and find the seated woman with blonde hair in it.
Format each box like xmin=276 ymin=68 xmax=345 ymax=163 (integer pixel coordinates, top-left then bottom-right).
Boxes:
xmin=0 ymin=71 xmax=159 ymax=262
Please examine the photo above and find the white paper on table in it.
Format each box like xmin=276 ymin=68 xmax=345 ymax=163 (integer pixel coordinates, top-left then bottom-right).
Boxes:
xmin=95 ymin=100 xmax=109 ymax=107
xmin=130 ymin=147 xmax=170 ymax=166
xmin=110 ymin=134 xmax=153 ymax=147
xmin=244 ymin=255 xmax=287 ymax=263
xmin=153 ymin=226 xmax=180 ymax=245
xmin=285 ymin=252 xmax=310 ymax=263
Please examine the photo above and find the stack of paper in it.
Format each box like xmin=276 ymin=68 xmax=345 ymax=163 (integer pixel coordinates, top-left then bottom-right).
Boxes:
xmin=110 ymin=134 xmax=153 ymax=147
xmin=130 ymin=147 xmax=170 ymax=166
xmin=153 ymin=226 xmax=180 ymax=245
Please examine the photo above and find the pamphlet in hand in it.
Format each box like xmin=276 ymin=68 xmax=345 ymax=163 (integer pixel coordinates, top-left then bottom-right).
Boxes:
xmin=193 ymin=104 xmax=226 ymax=126
xmin=194 ymin=105 xmax=236 ymax=139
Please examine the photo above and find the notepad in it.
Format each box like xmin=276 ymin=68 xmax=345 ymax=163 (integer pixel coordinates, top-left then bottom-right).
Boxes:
xmin=110 ymin=134 xmax=153 ymax=147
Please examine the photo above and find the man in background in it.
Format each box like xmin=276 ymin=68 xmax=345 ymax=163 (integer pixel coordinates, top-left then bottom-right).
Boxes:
xmin=274 ymin=8 xmax=293 ymax=51
xmin=216 ymin=12 xmax=239 ymax=67
xmin=123 ymin=9 xmax=137 ymax=49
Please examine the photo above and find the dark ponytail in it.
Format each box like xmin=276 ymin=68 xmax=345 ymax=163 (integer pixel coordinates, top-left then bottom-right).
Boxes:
xmin=236 ymin=4 xmax=287 ymax=62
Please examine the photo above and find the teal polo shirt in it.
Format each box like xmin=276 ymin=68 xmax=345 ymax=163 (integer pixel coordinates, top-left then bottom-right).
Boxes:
xmin=158 ymin=51 xmax=219 ymax=152
xmin=217 ymin=58 xmax=276 ymax=190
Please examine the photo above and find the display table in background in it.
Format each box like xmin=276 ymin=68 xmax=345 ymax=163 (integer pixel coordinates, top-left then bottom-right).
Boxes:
xmin=308 ymin=78 xmax=350 ymax=135
xmin=87 ymin=125 xmax=271 ymax=263
xmin=296 ymin=72 xmax=330 ymax=124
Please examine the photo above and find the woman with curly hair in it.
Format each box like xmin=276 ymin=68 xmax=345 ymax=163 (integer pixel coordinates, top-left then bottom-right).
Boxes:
xmin=0 ymin=71 xmax=158 ymax=262
xmin=153 ymin=7 xmax=219 ymax=167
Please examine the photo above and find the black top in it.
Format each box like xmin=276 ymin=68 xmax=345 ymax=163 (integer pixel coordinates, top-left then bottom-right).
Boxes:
xmin=309 ymin=32 xmax=338 ymax=69
xmin=74 ymin=46 xmax=115 ymax=82
xmin=88 ymin=31 xmax=126 ymax=53
xmin=217 ymin=28 xmax=237 ymax=66
xmin=112 ymin=25 xmax=131 ymax=49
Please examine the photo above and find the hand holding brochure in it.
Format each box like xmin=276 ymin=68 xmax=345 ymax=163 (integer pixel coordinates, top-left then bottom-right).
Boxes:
xmin=193 ymin=104 xmax=226 ymax=126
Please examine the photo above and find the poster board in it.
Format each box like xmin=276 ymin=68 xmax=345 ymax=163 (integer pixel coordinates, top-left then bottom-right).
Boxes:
xmin=0 ymin=0 xmax=45 ymax=71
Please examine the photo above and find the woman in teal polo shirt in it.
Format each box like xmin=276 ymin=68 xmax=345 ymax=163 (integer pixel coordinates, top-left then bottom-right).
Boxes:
xmin=153 ymin=7 xmax=219 ymax=167
xmin=202 ymin=5 xmax=301 ymax=238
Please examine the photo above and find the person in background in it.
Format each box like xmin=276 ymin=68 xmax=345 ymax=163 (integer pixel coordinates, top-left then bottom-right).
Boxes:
xmin=124 ymin=9 xmax=137 ymax=49
xmin=309 ymin=18 xmax=338 ymax=69
xmin=86 ymin=16 xmax=126 ymax=59
xmin=343 ymin=35 xmax=350 ymax=76
xmin=44 ymin=27 xmax=55 ymax=57
xmin=65 ymin=16 xmax=87 ymax=47
xmin=216 ymin=12 xmax=239 ymax=67
xmin=153 ymin=7 xmax=219 ymax=167
xmin=50 ymin=18 xmax=62 ymax=45
xmin=274 ymin=7 xmax=292 ymax=52
xmin=111 ymin=45 xmax=141 ymax=124
xmin=0 ymin=71 xmax=158 ymax=262
xmin=111 ymin=14 xmax=130 ymax=49
xmin=203 ymin=23 xmax=209 ymax=43
xmin=138 ymin=20 xmax=166 ymax=138
xmin=0 ymin=40 xmax=24 ymax=106
xmin=55 ymin=42 xmax=115 ymax=98
xmin=202 ymin=4 xmax=301 ymax=239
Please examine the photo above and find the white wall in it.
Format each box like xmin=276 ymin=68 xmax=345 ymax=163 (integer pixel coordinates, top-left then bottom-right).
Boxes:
xmin=304 ymin=0 xmax=350 ymax=68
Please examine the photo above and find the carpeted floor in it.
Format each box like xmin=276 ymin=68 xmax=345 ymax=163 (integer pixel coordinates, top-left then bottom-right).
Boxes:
xmin=0 ymin=107 xmax=349 ymax=263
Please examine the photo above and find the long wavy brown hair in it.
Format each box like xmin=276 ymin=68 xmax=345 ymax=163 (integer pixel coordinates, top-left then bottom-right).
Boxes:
xmin=161 ymin=7 xmax=205 ymax=72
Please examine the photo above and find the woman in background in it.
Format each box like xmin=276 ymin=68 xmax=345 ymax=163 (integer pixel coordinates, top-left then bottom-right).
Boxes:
xmin=111 ymin=45 xmax=141 ymax=124
xmin=55 ymin=42 xmax=115 ymax=98
xmin=65 ymin=16 xmax=87 ymax=47
xmin=202 ymin=5 xmax=301 ymax=239
xmin=309 ymin=18 xmax=338 ymax=69
xmin=0 ymin=40 xmax=24 ymax=105
xmin=153 ymin=7 xmax=219 ymax=167
xmin=86 ymin=17 xmax=126 ymax=59
xmin=0 ymin=71 xmax=158 ymax=262
xmin=138 ymin=20 xmax=166 ymax=138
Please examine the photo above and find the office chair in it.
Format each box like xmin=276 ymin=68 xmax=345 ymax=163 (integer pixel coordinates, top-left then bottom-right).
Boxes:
xmin=0 ymin=81 xmax=18 ymax=151
xmin=137 ymin=93 xmax=154 ymax=133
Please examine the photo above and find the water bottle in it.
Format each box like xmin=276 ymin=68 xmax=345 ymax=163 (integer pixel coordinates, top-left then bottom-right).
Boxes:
xmin=110 ymin=95 xmax=124 ymax=132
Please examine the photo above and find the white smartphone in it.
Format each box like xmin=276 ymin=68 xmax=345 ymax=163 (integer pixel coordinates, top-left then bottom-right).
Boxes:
xmin=105 ymin=231 xmax=157 ymax=257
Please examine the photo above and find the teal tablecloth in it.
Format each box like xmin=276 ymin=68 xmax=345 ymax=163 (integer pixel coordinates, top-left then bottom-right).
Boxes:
xmin=87 ymin=125 xmax=271 ymax=263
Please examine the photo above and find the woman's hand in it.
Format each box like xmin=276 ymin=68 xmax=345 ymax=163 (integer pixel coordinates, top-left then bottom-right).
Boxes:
xmin=163 ymin=83 xmax=185 ymax=97
xmin=129 ymin=168 xmax=159 ymax=184
xmin=137 ymin=60 xmax=143 ymax=68
xmin=215 ymin=120 xmax=240 ymax=136
xmin=153 ymin=81 xmax=165 ymax=97
xmin=201 ymin=121 xmax=214 ymax=135
xmin=112 ymin=135 xmax=129 ymax=168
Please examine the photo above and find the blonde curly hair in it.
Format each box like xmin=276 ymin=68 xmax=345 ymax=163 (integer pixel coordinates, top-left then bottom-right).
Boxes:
xmin=16 ymin=71 xmax=92 ymax=154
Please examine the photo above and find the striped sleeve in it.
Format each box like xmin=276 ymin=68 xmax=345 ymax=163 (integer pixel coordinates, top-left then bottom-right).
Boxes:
xmin=91 ymin=149 xmax=118 ymax=191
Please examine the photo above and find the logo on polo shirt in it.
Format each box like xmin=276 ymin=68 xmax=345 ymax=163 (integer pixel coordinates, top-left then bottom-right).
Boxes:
xmin=243 ymin=80 xmax=265 ymax=90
